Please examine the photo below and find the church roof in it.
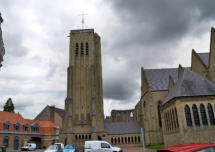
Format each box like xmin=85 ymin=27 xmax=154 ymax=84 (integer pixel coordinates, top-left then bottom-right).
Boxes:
xmin=104 ymin=122 xmax=141 ymax=135
xmin=54 ymin=107 xmax=65 ymax=118
xmin=197 ymin=52 xmax=209 ymax=66
xmin=163 ymin=69 xmax=215 ymax=105
xmin=144 ymin=68 xmax=179 ymax=91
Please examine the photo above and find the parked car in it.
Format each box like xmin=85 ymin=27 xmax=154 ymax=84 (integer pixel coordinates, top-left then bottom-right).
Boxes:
xmin=54 ymin=143 xmax=64 ymax=150
xmin=63 ymin=144 xmax=79 ymax=152
xmin=84 ymin=140 xmax=122 ymax=152
xmin=21 ymin=143 xmax=36 ymax=151
xmin=0 ymin=146 xmax=6 ymax=152
xmin=44 ymin=145 xmax=63 ymax=152
xmin=158 ymin=143 xmax=215 ymax=152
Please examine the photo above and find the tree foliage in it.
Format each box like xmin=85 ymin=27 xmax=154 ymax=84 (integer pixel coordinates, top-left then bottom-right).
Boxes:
xmin=3 ymin=98 xmax=14 ymax=113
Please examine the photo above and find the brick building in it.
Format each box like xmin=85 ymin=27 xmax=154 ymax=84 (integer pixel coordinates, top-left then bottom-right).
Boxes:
xmin=0 ymin=111 xmax=59 ymax=150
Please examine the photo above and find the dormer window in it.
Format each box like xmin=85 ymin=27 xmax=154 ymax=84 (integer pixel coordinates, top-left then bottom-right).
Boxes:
xmin=75 ymin=43 xmax=79 ymax=56
xmin=23 ymin=124 xmax=28 ymax=132
xmin=14 ymin=122 xmax=20 ymax=132
xmin=86 ymin=43 xmax=89 ymax=55
xmin=3 ymin=121 xmax=10 ymax=131
xmin=31 ymin=123 xmax=39 ymax=133
xmin=81 ymin=43 xmax=84 ymax=55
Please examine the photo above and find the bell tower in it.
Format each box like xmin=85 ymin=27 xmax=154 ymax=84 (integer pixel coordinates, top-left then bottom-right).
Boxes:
xmin=60 ymin=29 xmax=106 ymax=146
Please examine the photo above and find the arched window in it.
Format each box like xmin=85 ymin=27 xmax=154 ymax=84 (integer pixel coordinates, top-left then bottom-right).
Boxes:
xmin=138 ymin=136 xmax=140 ymax=143
xmin=86 ymin=42 xmax=89 ymax=55
xmin=128 ymin=137 xmax=130 ymax=143
xmin=135 ymin=136 xmax=137 ymax=143
xmin=121 ymin=137 xmax=123 ymax=144
xmin=131 ymin=137 xmax=134 ymax=143
xmin=111 ymin=138 xmax=113 ymax=144
xmin=75 ymin=43 xmax=79 ymax=56
xmin=157 ymin=102 xmax=162 ymax=128
xmin=31 ymin=123 xmax=39 ymax=133
xmin=171 ymin=109 xmax=176 ymax=129
xmin=185 ymin=105 xmax=192 ymax=126
xmin=164 ymin=113 xmax=167 ymax=131
xmin=192 ymin=104 xmax=200 ymax=126
xmin=118 ymin=137 xmax=120 ymax=143
xmin=125 ymin=137 xmax=127 ymax=143
xmin=81 ymin=43 xmax=84 ymax=55
xmin=79 ymin=135 xmax=81 ymax=140
xmin=89 ymin=135 xmax=91 ymax=140
xmin=114 ymin=138 xmax=117 ymax=144
xmin=23 ymin=124 xmax=28 ymax=132
xmin=174 ymin=108 xmax=179 ymax=128
xmin=85 ymin=135 xmax=88 ymax=139
xmin=200 ymin=104 xmax=208 ymax=125
xmin=207 ymin=103 xmax=215 ymax=125
xmin=82 ymin=135 xmax=84 ymax=140
xmin=75 ymin=135 xmax=78 ymax=140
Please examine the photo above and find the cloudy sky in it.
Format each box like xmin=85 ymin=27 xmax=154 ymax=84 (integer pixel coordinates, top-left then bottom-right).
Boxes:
xmin=0 ymin=0 xmax=215 ymax=119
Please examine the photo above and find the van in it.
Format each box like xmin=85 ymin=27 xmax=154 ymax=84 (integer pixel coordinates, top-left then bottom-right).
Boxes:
xmin=54 ymin=143 xmax=64 ymax=150
xmin=84 ymin=140 xmax=122 ymax=152
xmin=21 ymin=143 xmax=36 ymax=151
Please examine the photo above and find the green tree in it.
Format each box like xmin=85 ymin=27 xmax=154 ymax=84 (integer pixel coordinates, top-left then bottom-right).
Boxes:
xmin=3 ymin=98 xmax=14 ymax=113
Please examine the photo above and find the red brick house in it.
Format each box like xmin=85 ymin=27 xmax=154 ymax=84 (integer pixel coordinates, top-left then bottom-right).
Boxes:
xmin=0 ymin=111 xmax=59 ymax=150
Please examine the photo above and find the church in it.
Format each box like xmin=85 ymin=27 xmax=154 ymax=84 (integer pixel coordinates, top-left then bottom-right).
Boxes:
xmin=35 ymin=29 xmax=142 ymax=148
xmin=35 ymin=27 xmax=215 ymax=147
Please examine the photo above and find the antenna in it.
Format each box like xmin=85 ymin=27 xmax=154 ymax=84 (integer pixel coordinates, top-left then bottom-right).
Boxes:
xmin=79 ymin=13 xmax=88 ymax=29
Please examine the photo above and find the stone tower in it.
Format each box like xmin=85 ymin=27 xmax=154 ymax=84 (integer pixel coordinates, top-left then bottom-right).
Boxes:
xmin=60 ymin=29 xmax=106 ymax=146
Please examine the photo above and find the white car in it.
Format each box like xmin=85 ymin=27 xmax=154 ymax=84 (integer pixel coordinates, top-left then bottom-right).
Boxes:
xmin=84 ymin=140 xmax=122 ymax=152
xmin=21 ymin=143 xmax=36 ymax=151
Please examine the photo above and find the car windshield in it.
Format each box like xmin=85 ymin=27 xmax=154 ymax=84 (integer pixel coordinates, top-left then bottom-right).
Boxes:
xmin=65 ymin=145 xmax=75 ymax=149
xmin=47 ymin=145 xmax=58 ymax=150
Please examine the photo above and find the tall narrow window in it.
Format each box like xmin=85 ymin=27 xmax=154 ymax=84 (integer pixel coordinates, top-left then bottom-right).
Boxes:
xmin=75 ymin=43 xmax=79 ymax=56
xmin=174 ymin=108 xmax=179 ymax=128
xmin=23 ymin=124 xmax=28 ymax=132
xmin=157 ymin=102 xmax=162 ymax=128
xmin=3 ymin=136 xmax=9 ymax=147
xmin=200 ymin=104 xmax=208 ymax=125
xmin=81 ymin=43 xmax=84 ymax=55
xmin=14 ymin=123 xmax=20 ymax=132
xmin=207 ymin=103 xmax=215 ymax=125
xmin=4 ymin=121 xmax=10 ymax=131
xmin=86 ymin=42 xmax=89 ymax=55
xmin=185 ymin=105 xmax=192 ymax=126
xmin=192 ymin=104 xmax=200 ymax=126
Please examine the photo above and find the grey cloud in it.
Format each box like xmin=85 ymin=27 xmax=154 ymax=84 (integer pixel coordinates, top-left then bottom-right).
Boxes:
xmin=103 ymin=77 xmax=139 ymax=101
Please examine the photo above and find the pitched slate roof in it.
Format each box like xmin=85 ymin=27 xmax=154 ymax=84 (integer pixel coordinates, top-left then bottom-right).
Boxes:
xmin=104 ymin=122 xmax=141 ymax=135
xmin=54 ymin=107 xmax=65 ymax=118
xmin=163 ymin=70 xmax=215 ymax=105
xmin=197 ymin=53 xmax=209 ymax=66
xmin=144 ymin=68 xmax=179 ymax=91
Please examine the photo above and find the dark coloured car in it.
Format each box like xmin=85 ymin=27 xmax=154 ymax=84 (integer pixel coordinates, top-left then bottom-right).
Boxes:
xmin=158 ymin=143 xmax=215 ymax=152
xmin=63 ymin=144 xmax=79 ymax=152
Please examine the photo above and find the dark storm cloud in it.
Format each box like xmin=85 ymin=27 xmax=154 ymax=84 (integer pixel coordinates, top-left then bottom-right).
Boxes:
xmin=103 ymin=77 xmax=138 ymax=100
xmin=108 ymin=0 xmax=215 ymax=47
xmin=102 ymin=0 xmax=215 ymax=104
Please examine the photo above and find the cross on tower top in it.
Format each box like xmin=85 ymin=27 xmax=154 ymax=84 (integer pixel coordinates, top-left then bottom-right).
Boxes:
xmin=79 ymin=13 xmax=88 ymax=29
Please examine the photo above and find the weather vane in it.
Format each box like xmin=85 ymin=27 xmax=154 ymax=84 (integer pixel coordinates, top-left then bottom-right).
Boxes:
xmin=79 ymin=12 xmax=88 ymax=29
